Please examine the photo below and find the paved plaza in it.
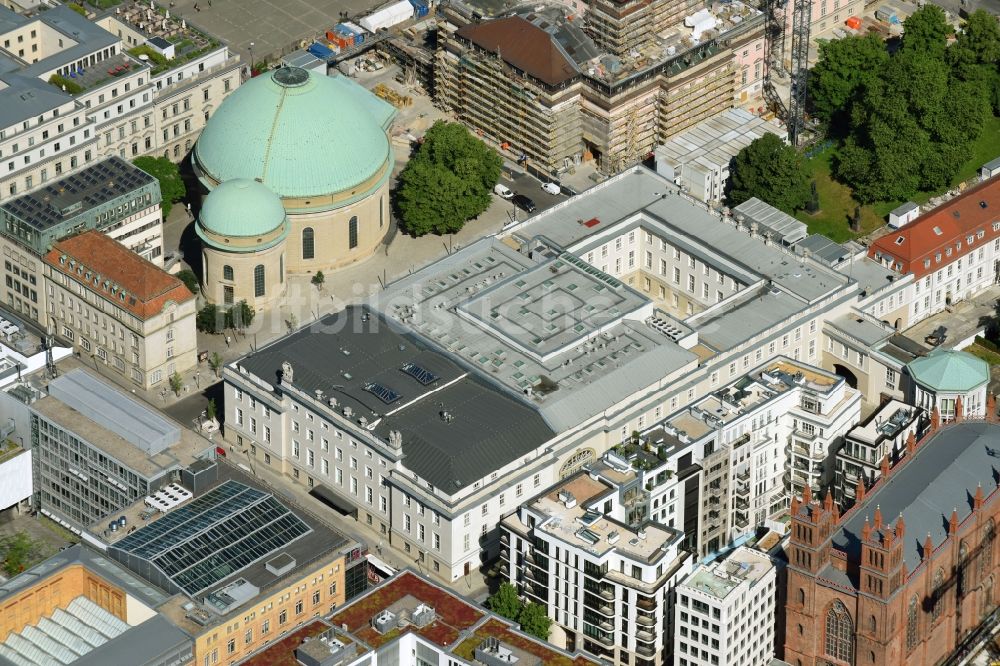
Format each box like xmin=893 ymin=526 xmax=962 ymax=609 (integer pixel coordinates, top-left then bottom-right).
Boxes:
xmin=162 ymin=0 xmax=386 ymax=64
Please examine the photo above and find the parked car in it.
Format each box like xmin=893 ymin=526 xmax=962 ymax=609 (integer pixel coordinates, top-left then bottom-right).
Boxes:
xmin=541 ymin=181 xmax=561 ymax=195
xmin=493 ymin=183 xmax=514 ymax=199
xmin=512 ymin=194 xmax=537 ymax=214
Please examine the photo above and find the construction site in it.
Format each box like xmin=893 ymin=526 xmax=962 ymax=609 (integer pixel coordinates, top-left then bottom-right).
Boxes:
xmin=434 ymin=0 xmax=766 ymax=176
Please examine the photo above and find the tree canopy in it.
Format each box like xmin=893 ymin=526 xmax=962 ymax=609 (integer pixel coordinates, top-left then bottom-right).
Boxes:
xmin=725 ymin=133 xmax=811 ymax=212
xmin=176 ymin=269 xmax=200 ymax=295
xmin=517 ymin=603 xmax=552 ymax=641
xmin=809 ymin=34 xmax=888 ymax=129
xmin=133 ymin=156 xmax=186 ymax=217
xmin=829 ymin=7 xmax=994 ymax=203
xmin=487 ymin=582 xmax=523 ymax=620
xmin=397 ymin=121 xmax=502 ymax=236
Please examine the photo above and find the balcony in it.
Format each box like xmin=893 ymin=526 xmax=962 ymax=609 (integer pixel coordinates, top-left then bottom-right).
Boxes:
xmin=637 ymin=597 xmax=656 ymax=611
xmin=500 ymin=548 xmax=509 ymax=560
xmin=636 ymin=614 xmax=655 ymax=626
xmin=736 ymin=469 xmax=750 ymax=482
xmin=734 ymin=498 xmax=749 ymax=510
xmin=734 ymin=482 xmax=750 ymax=497
xmin=637 ymin=644 xmax=657 ymax=657
xmin=500 ymin=533 xmax=509 ymax=545
xmin=636 ymin=629 xmax=657 ymax=643
xmin=793 ymin=428 xmax=819 ymax=442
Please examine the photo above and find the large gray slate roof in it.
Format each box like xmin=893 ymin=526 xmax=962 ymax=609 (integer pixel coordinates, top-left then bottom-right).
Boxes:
xmin=238 ymin=306 xmax=557 ymax=491
xmin=830 ymin=422 xmax=1000 ymax=576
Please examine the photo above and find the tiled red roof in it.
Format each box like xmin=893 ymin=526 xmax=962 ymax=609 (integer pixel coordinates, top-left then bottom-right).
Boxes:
xmin=869 ymin=177 xmax=1000 ymax=279
xmin=44 ymin=231 xmax=194 ymax=320
xmin=456 ymin=17 xmax=579 ymax=87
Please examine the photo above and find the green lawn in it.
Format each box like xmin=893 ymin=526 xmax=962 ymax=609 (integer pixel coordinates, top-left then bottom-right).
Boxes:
xmin=795 ymin=115 xmax=1000 ymax=242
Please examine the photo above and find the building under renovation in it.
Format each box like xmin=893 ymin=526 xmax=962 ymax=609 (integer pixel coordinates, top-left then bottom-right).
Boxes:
xmin=436 ymin=1 xmax=765 ymax=175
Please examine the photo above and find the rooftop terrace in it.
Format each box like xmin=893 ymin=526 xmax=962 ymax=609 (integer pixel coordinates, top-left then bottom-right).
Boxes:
xmin=528 ymin=472 xmax=679 ymax=563
xmin=681 ymin=547 xmax=773 ymax=601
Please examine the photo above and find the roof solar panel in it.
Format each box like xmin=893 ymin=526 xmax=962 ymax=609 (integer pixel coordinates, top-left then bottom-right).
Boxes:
xmin=400 ymin=362 xmax=438 ymax=385
xmin=364 ymin=382 xmax=400 ymax=404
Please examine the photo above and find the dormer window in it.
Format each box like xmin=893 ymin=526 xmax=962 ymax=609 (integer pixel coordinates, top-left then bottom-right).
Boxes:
xmin=894 ymin=236 xmax=904 ymax=245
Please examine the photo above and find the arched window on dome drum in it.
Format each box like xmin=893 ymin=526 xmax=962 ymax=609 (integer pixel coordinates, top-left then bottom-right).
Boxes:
xmin=380 ymin=196 xmax=384 ymax=228
xmin=223 ymin=265 xmax=233 ymax=281
xmin=280 ymin=254 xmax=284 ymax=283
xmin=824 ymin=600 xmax=853 ymax=664
xmin=302 ymin=227 xmax=314 ymax=260
xmin=349 ymin=216 xmax=358 ymax=249
xmin=254 ymin=264 xmax=265 ymax=298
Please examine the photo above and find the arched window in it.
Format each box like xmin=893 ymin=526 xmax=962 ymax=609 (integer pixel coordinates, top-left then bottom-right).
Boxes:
xmin=906 ymin=595 xmax=919 ymax=651
xmin=932 ymin=568 xmax=945 ymax=620
xmin=959 ymin=541 xmax=970 ymax=595
xmin=254 ymin=264 xmax=265 ymax=298
xmin=223 ymin=265 xmax=234 ymax=281
xmin=302 ymin=227 xmax=314 ymax=260
xmin=798 ymin=588 xmax=806 ymax=605
xmin=824 ymin=600 xmax=853 ymax=664
xmin=559 ymin=449 xmax=594 ymax=479
xmin=868 ymin=615 xmax=876 ymax=634
xmin=349 ymin=216 xmax=358 ymax=249
xmin=981 ymin=520 xmax=995 ymax=579
xmin=279 ymin=254 xmax=284 ymax=283
xmin=379 ymin=195 xmax=384 ymax=228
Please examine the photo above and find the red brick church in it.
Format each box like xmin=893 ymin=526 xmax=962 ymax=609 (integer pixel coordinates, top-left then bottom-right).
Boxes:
xmin=782 ymin=400 xmax=1000 ymax=665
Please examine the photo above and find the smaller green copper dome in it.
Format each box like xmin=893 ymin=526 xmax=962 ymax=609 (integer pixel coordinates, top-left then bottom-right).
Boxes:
xmin=196 ymin=179 xmax=289 ymax=252
xmin=907 ymin=348 xmax=989 ymax=393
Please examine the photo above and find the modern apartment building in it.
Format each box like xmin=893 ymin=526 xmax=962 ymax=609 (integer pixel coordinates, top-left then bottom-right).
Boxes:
xmin=27 ymin=368 xmax=212 ymax=530
xmin=501 ymin=459 xmax=694 ymax=665
xmin=834 ymin=399 xmax=924 ymax=507
xmin=223 ymin=166 xmax=878 ymax=585
xmin=645 ymin=357 xmax=859 ymax=554
xmin=0 ymin=3 xmax=239 ymax=202
xmin=674 ymin=547 xmax=777 ymax=666
xmin=437 ymin=3 xmax=766 ymax=174
xmin=43 ymin=230 xmax=196 ymax=389
xmin=0 ymin=156 xmax=162 ymax=324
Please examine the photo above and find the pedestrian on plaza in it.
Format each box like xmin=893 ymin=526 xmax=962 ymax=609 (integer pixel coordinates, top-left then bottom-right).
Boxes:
xmin=225 ymin=335 xmax=231 ymax=347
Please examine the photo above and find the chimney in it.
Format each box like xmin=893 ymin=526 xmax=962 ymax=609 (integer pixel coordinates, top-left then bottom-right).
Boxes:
xmin=923 ymin=533 xmax=934 ymax=560
xmin=955 ymin=396 xmax=964 ymax=422
xmin=949 ymin=508 xmax=959 ymax=535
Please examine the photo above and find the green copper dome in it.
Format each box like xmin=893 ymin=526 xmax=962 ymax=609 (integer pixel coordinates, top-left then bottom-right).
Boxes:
xmin=907 ymin=348 xmax=989 ymax=393
xmin=193 ymin=67 xmax=395 ymax=200
xmin=196 ymin=179 xmax=288 ymax=252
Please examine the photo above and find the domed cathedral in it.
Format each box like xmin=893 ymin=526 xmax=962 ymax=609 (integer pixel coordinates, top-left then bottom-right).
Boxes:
xmin=196 ymin=179 xmax=289 ymax=311
xmin=191 ymin=66 xmax=396 ymax=308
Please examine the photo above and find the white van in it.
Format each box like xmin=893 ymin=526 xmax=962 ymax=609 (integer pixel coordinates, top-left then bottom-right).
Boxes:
xmin=493 ymin=183 xmax=514 ymax=199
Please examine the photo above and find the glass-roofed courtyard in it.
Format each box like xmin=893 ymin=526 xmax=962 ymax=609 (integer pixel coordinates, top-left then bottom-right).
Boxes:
xmin=109 ymin=480 xmax=312 ymax=597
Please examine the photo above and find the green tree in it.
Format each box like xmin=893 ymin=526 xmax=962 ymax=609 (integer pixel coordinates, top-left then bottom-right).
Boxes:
xmin=0 ymin=532 xmax=35 ymax=576
xmin=226 ymin=300 xmax=255 ymax=331
xmin=949 ymin=10 xmax=1000 ymax=112
xmin=197 ymin=303 xmax=221 ymax=333
xmin=901 ymin=5 xmax=951 ymax=58
xmin=206 ymin=398 xmax=217 ymax=423
xmin=836 ymin=48 xmax=987 ymax=202
xmin=397 ymin=122 xmax=502 ymax=236
xmin=809 ymin=34 xmax=888 ymax=130
xmin=311 ymin=271 xmax=325 ymax=289
xmin=209 ymin=351 xmax=223 ymax=378
xmin=487 ymin=583 xmax=524 ymax=620
xmin=518 ymin=602 xmax=552 ymax=641
xmin=726 ymin=133 xmax=811 ymax=212
xmin=133 ymin=156 xmax=186 ymax=217
xmin=169 ymin=371 xmax=183 ymax=396
xmin=176 ymin=269 xmax=200 ymax=295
